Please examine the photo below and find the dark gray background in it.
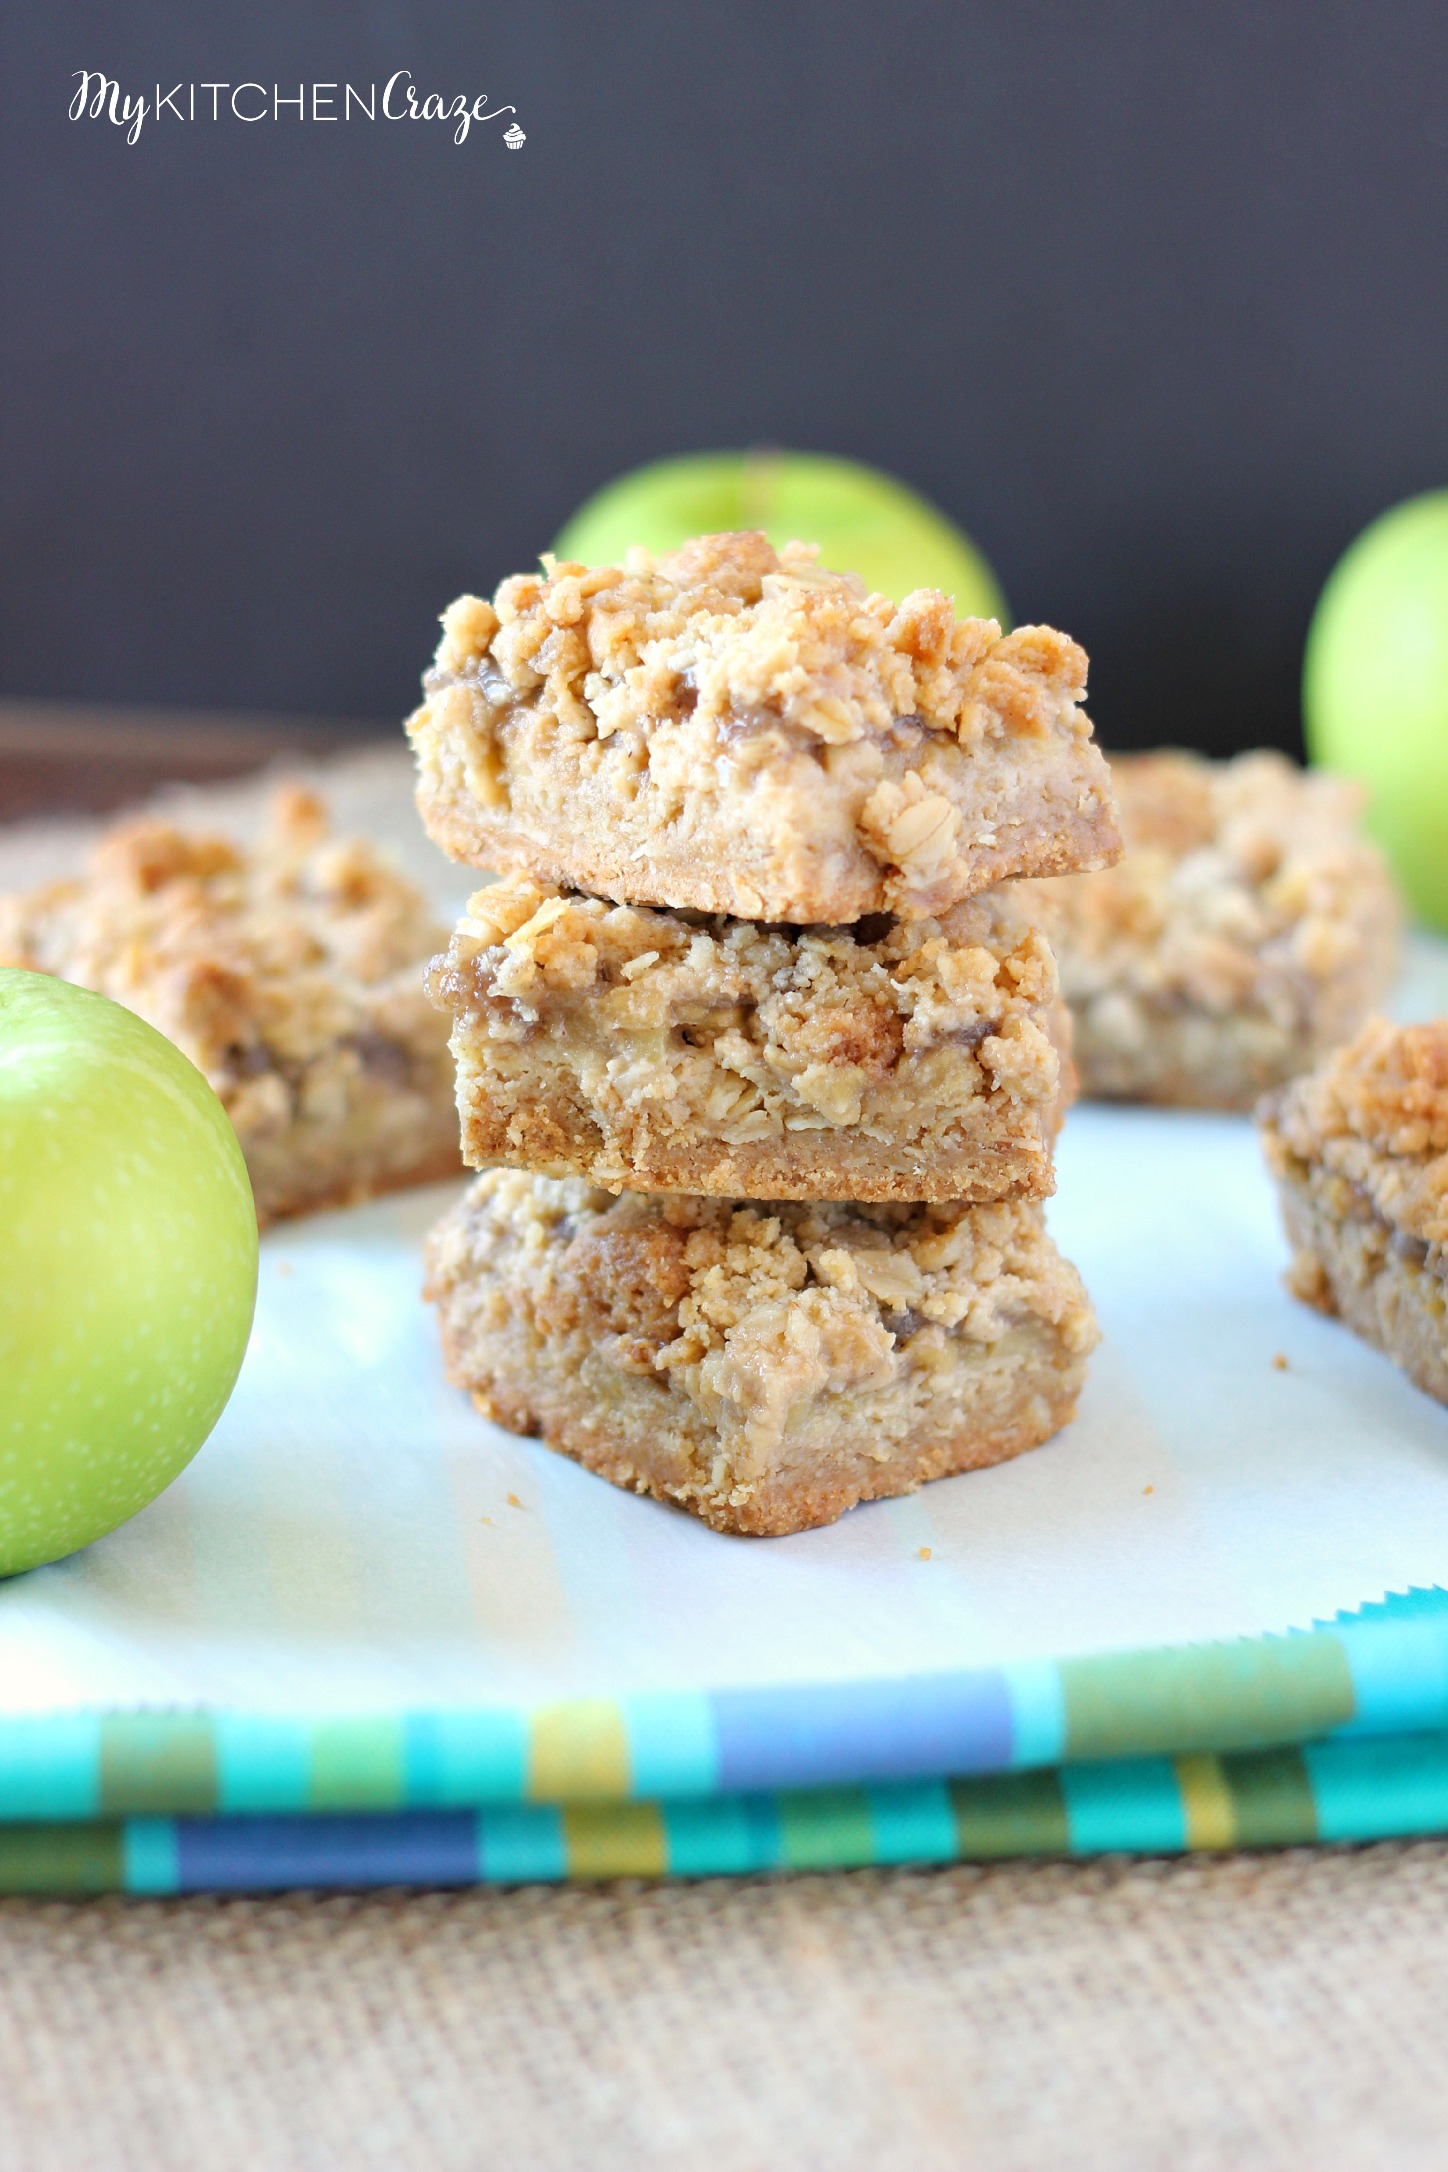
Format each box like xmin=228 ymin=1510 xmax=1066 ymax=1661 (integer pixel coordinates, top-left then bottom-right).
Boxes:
xmin=3 ymin=2 xmax=1446 ymax=752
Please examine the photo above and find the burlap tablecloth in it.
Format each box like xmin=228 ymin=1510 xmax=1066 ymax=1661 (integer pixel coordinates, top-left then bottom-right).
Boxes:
xmin=4 ymin=1845 xmax=1447 ymax=2170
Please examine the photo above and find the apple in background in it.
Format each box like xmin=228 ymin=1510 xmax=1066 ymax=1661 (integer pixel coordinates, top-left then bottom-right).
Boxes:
xmin=1304 ymin=490 xmax=1448 ymax=929
xmin=554 ymin=450 xmax=1009 ymax=622
xmin=0 ymin=970 xmax=258 ymax=1577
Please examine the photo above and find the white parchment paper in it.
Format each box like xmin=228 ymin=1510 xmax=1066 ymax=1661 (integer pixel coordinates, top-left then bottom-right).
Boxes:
xmin=2 ymin=750 xmax=1446 ymax=1715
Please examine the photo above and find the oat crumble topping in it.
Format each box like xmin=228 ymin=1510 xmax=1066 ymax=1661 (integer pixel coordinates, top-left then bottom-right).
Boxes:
xmin=434 ymin=531 xmax=1087 ymax=760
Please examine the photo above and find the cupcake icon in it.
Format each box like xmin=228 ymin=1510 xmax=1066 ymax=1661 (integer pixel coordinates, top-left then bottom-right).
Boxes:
xmin=504 ymin=122 xmax=525 ymax=150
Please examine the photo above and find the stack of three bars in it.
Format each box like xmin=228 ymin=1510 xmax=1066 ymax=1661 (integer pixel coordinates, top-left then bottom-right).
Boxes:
xmin=408 ymin=532 xmax=1121 ymax=1534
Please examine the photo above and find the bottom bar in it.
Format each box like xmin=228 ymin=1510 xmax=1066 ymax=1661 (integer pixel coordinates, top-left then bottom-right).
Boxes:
xmin=2 ymin=1729 xmax=1448 ymax=1895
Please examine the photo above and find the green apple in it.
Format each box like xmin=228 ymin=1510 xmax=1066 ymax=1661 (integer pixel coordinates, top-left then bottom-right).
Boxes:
xmin=0 ymin=970 xmax=257 ymax=1576
xmin=1304 ymin=490 xmax=1448 ymax=928
xmin=554 ymin=450 xmax=1009 ymax=621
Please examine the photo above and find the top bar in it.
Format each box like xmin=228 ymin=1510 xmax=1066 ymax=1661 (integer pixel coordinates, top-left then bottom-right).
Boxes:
xmin=407 ymin=531 xmax=1120 ymax=924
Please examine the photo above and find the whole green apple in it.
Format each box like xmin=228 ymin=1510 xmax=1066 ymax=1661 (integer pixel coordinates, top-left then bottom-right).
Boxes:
xmin=1304 ymin=490 xmax=1448 ymax=928
xmin=0 ymin=970 xmax=257 ymax=1576
xmin=554 ymin=450 xmax=1009 ymax=622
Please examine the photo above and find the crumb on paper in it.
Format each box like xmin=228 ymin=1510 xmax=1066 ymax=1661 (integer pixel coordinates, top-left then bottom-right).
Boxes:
xmin=1143 ymin=1484 xmax=1154 ymax=1495
xmin=479 ymin=1516 xmax=493 ymax=1526
xmin=1272 ymin=1353 xmax=1290 ymax=1371
xmin=918 ymin=1546 xmax=933 ymax=1560
xmin=275 ymin=1262 xmax=293 ymax=1278
xmin=506 ymin=1493 xmax=525 ymax=1509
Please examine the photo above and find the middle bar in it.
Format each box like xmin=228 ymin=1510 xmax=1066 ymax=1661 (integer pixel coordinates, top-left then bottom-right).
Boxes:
xmin=425 ymin=874 xmax=1072 ymax=1203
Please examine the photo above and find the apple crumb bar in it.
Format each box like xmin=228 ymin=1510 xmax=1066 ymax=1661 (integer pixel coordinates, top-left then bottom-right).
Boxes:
xmin=0 ymin=788 xmax=461 ymax=1225
xmin=1261 ymin=1017 xmax=1448 ymax=1404
xmin=424 ymin=1171 xmax=1099 ymax=1535
xmin=407 ymin=530 xmax=1120 ymax=925
xmin=1023 ymin=749 xmax=1400 ymax=1110
xmin=425 ymin=873 xmax=1072 ymax=1202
